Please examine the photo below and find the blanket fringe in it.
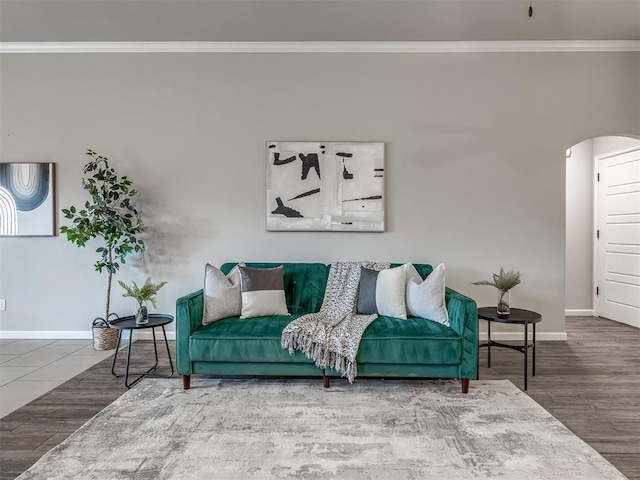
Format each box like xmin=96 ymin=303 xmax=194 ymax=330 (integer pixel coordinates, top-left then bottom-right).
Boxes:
xmin=282 ymin=328 xmax=357 ymax=383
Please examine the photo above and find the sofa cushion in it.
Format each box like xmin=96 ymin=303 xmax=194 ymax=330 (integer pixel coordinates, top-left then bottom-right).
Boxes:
xmin=221 ymin=263 xmax=329 ymax=315
xmin=190 ymin=315 xmax=313 ymax=364
xmin=358 ymin=316 xmax=461 ymax=364
xmin=190 ymin=313 xmax=461 ymax=366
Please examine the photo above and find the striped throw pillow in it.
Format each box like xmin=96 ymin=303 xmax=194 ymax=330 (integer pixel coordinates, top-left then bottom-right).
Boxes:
xmin=357 ymin=265 xmax=407 ymax=319
xmin=239 ymin=265 xmax=290 ymax=318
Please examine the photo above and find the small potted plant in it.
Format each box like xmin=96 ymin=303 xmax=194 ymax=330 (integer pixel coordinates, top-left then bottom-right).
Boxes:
xmin=118 ymin=277 xmax=167 ymax=324
xmin=473 ymin=267 xmax=521 ymax=316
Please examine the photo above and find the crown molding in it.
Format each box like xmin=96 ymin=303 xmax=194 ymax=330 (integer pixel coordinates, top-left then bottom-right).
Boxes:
xmin=1 ymin=40 xmax=639 ymax=54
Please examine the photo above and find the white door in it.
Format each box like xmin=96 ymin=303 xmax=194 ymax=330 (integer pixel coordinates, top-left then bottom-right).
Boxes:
xmin=596 ymin=144 xmax=640 ymax=328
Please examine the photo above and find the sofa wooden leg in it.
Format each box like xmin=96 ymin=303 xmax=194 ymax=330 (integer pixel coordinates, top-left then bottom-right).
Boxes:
xmin=323 ymin=374 xmax=330 ymax=389
xmin=461 ymin=378 xmax=469 ymax=394
xmin=183 ymin=375 xmax=191 ymax=390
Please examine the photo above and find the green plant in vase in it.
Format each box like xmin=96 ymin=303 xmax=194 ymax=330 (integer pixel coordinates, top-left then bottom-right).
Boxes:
xmin=473 ymin=267 xmax=521 ymax=315
xmin=61 ymin=149 xmax=145 ymax=348
xmin=119 ymin=277 xmax=167 ymax=324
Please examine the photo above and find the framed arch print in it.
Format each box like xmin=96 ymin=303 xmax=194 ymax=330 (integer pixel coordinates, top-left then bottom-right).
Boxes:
xmin=0 ymin=162 xmax=55 ymax=236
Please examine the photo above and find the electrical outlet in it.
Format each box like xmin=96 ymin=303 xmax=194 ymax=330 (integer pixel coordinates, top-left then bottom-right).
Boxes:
xmin=0 ymin=299 xmax=5 ymax=311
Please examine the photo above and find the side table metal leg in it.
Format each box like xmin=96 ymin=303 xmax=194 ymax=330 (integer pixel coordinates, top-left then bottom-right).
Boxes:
xmin=533 ymin=322 xmax=536 ymax=377
xmin=161 ymin=325 xmax=174 ymax=377
xmin=151 ymin=327 xmax=159 ymax=370
xmin=523 ymin=320 xmax=528 ymax=391
xmin=487 ymin=321 xmax=491 ymax=368
xmin=111 ymin=329 xmax=123 ymax=377
xmin=124 ymin=329 xmax=134 ymax=388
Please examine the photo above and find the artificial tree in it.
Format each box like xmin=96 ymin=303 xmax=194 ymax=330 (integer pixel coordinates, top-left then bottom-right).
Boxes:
xmin=61 ymin=149 xmax=145 ymax=333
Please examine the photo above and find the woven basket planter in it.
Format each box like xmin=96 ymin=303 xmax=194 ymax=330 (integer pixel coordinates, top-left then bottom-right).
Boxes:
xmin=92 ymin=315 xmax=119 ymax=351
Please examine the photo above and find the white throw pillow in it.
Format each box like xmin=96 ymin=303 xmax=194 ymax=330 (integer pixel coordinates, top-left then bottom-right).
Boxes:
xmin=376 ymin=265 xmax=408 ymax=319
xmin=405 ymin=263 xmax=449 ymax=326
xmin=202 ymin=264 xmax=242 ymax=325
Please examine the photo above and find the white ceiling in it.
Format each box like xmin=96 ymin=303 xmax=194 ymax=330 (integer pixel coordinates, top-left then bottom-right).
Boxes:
xmin=1 ymin=0 xmax=639 ymax=43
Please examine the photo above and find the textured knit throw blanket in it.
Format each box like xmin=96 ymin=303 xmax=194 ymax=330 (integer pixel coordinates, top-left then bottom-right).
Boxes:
xmin=281 ymin=261 xmax=390 ymax=383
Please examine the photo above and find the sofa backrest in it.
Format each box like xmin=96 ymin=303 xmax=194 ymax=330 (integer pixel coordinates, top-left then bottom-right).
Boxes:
xmin=220 ymin=263 xmax=329 ymax=315
xmin=391 ymin=263 xmax=432 ymax=279
xmin=220 ymin=262 xmax=435 ymax=315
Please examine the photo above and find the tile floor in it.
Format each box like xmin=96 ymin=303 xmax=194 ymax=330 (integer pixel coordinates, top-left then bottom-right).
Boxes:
xmin=0 ymin=339 xmax=115 ymax=419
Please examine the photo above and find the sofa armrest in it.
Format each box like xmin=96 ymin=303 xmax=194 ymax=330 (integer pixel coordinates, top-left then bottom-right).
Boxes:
xmin=176 ymin=289 xmax=204 ymax=375
xmin=445 ymin=287 xmax=478 ymax=379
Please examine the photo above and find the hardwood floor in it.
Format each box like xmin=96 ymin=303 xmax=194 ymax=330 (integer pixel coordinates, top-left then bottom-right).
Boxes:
xmin=1 ymin=316 xmax=639 ymax=479
xmin=479 ymin=316 xmax=640 ymax=479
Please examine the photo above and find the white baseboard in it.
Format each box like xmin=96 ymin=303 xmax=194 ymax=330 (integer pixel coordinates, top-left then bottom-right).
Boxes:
xmin=0 ymin=331 xmax=93 ymax=340
xmin=0 ymin=330 xmax=176 ymax=341
xmin=565 ymin=309 xmax=595 ymax=317
xmin=133 ymin=330 xmax=176 ymax=341
xmin=478 ymin=332 xmax=567 ymax=342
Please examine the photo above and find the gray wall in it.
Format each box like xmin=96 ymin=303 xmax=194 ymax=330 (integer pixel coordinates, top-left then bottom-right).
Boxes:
xmin=565 ymin=139 xmax=595 ymax=311
xmin=565 ymin=136 xmax=640 ymax=311
xmin=1 ymin=52 xmax=639 ymax=338
xmin=2 ymin=0 xmax=639 ymax=42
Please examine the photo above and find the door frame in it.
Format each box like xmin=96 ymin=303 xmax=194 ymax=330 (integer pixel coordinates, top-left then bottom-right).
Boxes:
xmin=592 ymin=143 xmax=640 ymax=318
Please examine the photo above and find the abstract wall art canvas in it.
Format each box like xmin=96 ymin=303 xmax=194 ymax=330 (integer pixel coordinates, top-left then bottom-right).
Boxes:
xmin=266 ymin=142 xmax=384 ymax=232
xmin=0 ymin=163 xmax=55 ymax=236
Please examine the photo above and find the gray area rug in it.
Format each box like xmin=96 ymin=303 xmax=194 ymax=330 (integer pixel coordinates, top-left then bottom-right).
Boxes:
xmin=18 ymin=379 xmax=625 ymax=479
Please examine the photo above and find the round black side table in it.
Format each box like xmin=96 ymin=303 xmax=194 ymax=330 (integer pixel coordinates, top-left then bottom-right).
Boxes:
xmin=109 ymin=313 xmax=174 ymax=388
xmin=477 ymin=307 xmax=542 ymax=391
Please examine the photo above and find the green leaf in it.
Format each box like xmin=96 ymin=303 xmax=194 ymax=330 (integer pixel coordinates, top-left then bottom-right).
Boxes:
xmin=473 ymin=267 xmax=521 ymax=292
xmin=60 ymin=149 xmax=145 ymax=289
xmin=119 ymin=277 xmax=167 ymax=307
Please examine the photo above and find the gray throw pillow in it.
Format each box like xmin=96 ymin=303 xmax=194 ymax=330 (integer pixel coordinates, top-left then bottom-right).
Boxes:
xmin=239 ymin=265 xmax=290 ymax=318
xmin=202 ymin=263 xmax=242 ymax=325
xmin=357 ymin=267 xmax=379 ymax=315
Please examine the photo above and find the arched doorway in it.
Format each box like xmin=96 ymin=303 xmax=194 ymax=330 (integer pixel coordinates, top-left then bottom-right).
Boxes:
xmin=565 ymin=135 xmax=640 ymax=327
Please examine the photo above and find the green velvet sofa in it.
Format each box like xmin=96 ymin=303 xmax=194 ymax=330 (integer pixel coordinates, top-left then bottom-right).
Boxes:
xmin=176 ymin=262 xmax=478 ymax=393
